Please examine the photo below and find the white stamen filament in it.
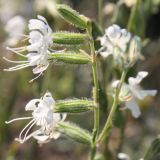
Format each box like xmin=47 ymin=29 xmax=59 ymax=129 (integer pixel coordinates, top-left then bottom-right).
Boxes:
xmin=29 ymin=71 xmax=44 ymax=83
xmin=18 ymin=130 xmax=40 ymax=143
xmin=3 ymin=57 xmax=29 ymax=64
xmin=5 ymin=117 xmax=32 ymax=124
xmin=22 ymin=121 xmax=37 ymax=143
xmin=18 ymin=119 xmax=35 ymax=142
xmin=4 ymin=63 xmax=30 ymax=71
xmin=6 ymin=46 xmax=27 ymax=58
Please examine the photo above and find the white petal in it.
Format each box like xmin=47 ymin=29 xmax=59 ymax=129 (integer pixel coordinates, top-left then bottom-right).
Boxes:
xmin=25 ymin=99 xmax=42 ymax=111
xmin=32 ymin=63 xmax=49 ymax=74
xmin=28 ymin=55 xmax=41 ymax=66
xmin=29 ymin=31 xmax=43 ymax=44
xmin=125 ymin=98 xmax=141 ymax=118
xmin=106 ymin=24 xmax=121 ymax=41
xmin=61 ymin=113 xmax=67 ymax=121
xmin=100 ymin=51 xmax=112 ymax=58
xmin=128 ymin=71 xmax=148 ymax=86
xmin=52 ymin=113 xmax=67 ymax=123
xmin=137 ymin=90 xmax=157 ymax=100
xmin=27 ymin=42 xmax=41 ymax=52
xmin=34 ymin=135 xmax=49 ymax=143
xmin=99 ymin=36 xmax=107 ymax=46
xmin=37 ymin=15 xmax=48 ymax=24
xmin=33 ymin=129 xmax=50 ymax=143
xmin=50 ymin=131 xmax=61 ymax=139
xmin=43 ymin=93 xmax=55 ymax=107
xmin=112 ymin=80 xmax=120 ymax=88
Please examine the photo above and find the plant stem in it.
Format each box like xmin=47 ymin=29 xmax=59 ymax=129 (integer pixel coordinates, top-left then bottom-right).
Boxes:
xmin=97 ymin=69 xmax=128 ymax=144
xmin=86 ymin=21 xmax=99 ymax=160
xmin=127 ymin=0 xmax=141 ymax=32
xmin=98 ymin=0 xmax=103 ymax=27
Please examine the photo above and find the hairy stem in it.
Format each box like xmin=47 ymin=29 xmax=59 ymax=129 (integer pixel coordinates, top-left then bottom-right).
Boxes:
xmin=86 ymin=21 xmax=100 ymax=160
xmin=97 ymin=69 xmax=128 ymax=144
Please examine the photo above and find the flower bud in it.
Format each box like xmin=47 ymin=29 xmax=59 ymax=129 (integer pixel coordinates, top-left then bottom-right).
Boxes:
xmin=56 ymin=4 xmax=89 ymax=29
xmin=54 ymin=99 xmax=94 ymax=113
xmin=52 ymin=32 xmax=88 ymax=46
xmin=127 ymin=36 xmax=142 ymax=66
xmin=50 ymin=52 xmax=91 ymax=64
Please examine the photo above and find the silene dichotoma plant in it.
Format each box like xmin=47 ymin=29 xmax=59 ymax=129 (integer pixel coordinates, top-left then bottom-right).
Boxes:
xmin=4 ymin=4 xmax=157 ymax=160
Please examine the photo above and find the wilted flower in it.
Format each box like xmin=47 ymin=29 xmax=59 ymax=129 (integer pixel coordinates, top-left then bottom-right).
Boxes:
xmin=5 ymin=92 xmax=67 ymax=144
xmin=5 ymin=15 xmax=26 ymax=46
xmin=99 ymin=24 xmax=142 ymax=68
xmin=4 ymin=15 xmax=54 ymax=82
xmin=112 ymin=71 xmax=157 ymax=118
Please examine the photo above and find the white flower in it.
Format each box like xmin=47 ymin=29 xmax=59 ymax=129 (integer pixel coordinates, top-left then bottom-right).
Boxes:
xmin=99 ymin=24 xmax=142 ymax=67
xmin=117 ymin=153 xmax=130 ymax=160
xmin=3 ymin=15 xmax=54 ymax=82
xmin=99 ymin=24 xmax=131 ymax=59
xmin=112 ymin=71 xmax=157 ymax=118
xmin=5 ymin=16 xmax=26 ymax=46
xmin=5 ymin=92 xmax=67 ymax=144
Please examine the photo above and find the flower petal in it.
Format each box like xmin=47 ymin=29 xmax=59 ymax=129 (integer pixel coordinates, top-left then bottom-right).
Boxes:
xmin=42 ymin=92 xmax=55 ymax=107
xmin=137 ymin=90 xmax=157 ymax=100
xmin=25 ymin=99 xmax=43 ymax=111
xmin=32 ymin=63 xmax=49 ymax=74
xmin=128 ymin=71 xmax=148 ymax=86
xmin=125 ymin=98 xmax=141 ymax=118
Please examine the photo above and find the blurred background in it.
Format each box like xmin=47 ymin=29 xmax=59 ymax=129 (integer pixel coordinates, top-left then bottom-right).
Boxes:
xmin=0 ymin=0 xmax=160 ymax=159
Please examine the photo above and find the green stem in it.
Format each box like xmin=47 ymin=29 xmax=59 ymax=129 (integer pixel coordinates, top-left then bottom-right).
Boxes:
xmin=98 ymin=0 xmax=103 ymax=27
xmin=97 ymin=69 xmax=128 ymax=144
xmin=127 ymin=0 xmax=141 ymax=32
xmin=86 ymin=21 xmax=100 ymax=160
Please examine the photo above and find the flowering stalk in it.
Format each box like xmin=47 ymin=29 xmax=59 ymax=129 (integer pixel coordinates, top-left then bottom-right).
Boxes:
xmin=86 ymin=21 xmax=100 ymax=160
xmin=97 ymin=69 xmax=128 ymax=144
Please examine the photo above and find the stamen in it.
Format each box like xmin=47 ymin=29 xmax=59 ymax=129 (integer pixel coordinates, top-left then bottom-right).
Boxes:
xmin=22 ymin=121 xmax=36 ymax=143
xmin=17 ymin=129 xmax=40 ymax=143
xmin=4 ymin=63 xmax=30 ymax=71
xmin=3 ymin=57 xmax=29 ymax=64
xmin=29 ymin=72 xmax=43 ymax=83
xmin=5 ymin=117 xmax=32 ymax=124
xmin=22 ymin=37 xmax=29 ymax=42
xmin=18 ymin=119 xmax=35 ymax=141
xmin=6 ymin=46 xmax=27 ymax=57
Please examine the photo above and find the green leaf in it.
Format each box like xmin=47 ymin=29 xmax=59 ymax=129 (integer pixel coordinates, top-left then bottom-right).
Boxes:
xmin=56 ymin=4 xmax=89 ymax=29
xmin=52 ymin=32 xmax=88 ymax=46
xmin=56 ymin=122 xmax=92 ymax=145
xmin=143 ymin=135 xmax=160 ymax=160
xmin=54 ymin=99 xmax=94 ymax=113
xmin=49 ymin=52 xmax=91 ymax=64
